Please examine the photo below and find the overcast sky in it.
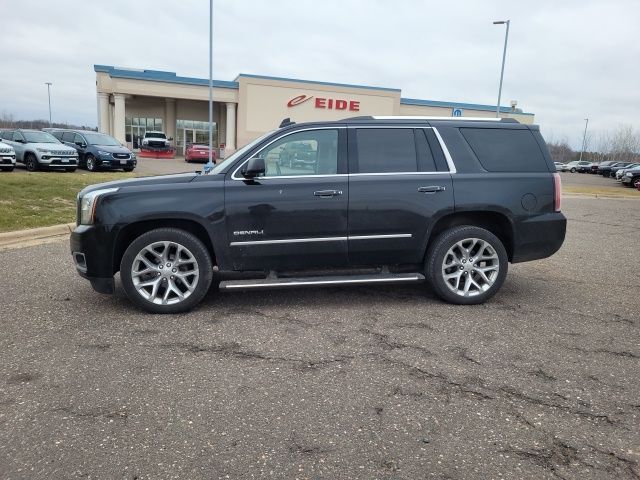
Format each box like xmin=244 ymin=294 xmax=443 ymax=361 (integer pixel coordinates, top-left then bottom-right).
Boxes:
xmin=1 ymin=0 xmax=638 ymax=148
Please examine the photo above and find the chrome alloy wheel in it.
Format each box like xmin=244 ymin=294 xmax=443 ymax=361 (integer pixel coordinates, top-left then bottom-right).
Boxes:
xmin=131 ymin=241 xmax=200 ymax=305
xmin=441 ymin=238 xmax=500 ymax=297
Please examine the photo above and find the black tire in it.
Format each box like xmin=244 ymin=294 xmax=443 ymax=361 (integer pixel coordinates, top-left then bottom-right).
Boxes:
xmin=425 ymin=225 xmax=508 ymax=305
xmin=610 ymin=172 xmax=616 ymax=178
xmin=25 ymin=153 xmax=39 ymax=172
xmin=570 ymin=167 xmax=576 ymax=173
xmin=86 ymin=155 xmax=98 ymax=172
xmin=123 ymin=167 xmax=135 ymax=172
xmin=120 ymin=228 xmax=213 ymax=314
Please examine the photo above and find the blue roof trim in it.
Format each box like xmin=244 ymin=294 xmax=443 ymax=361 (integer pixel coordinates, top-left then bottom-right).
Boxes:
xmin=236 ymin=73 xmax=401 ymax=92
xmin=400 ymin=97 xmax=534 ymax=116
xmin=94 ymin=65 xmax=238 ymax=89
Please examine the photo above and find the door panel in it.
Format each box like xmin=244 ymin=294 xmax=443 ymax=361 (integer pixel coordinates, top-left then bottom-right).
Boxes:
xmin=224 ymin=128 xmax=348 ymax=271
xmin=347 ymin=127 xmax=454 ymax=266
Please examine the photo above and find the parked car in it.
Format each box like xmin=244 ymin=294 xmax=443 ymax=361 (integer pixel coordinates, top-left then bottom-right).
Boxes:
xmin=554 ymin=162 xmax=568 ymax=172
xmin=564 ymin=160 xmax=583 ymax=173
xmin=615 ymin=163 xmax=640 ymax=180
xmin=621 ymin=168 xmax=640 ymax=187
xmin=576 ymin=161 xmax=595 ymax=173
xmin=0 ymin=129 xmax=77 ymax=171
xmin=48 ymin=129 xmax=136 ymax=172
xmin=185 ymin=144 xmax=216 ymax=163
xmin=141 ymin=131 xmax=171 ymax=150
xmin=71 ymin=116 xmax=566 ymax=313
xmin=0 ymin=140 xmax=16 ymax=172
xmin=595 ymin=160 xmax=618 ymax=175
xmin=599 ymin=161 xmax=632 ymax=177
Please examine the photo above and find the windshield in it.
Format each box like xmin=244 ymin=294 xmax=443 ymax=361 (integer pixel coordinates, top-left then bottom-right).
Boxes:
xmin=83 ymin=133 xmax=121 ymax=146
xmin=23 ymin=131 xmax=59 ymax=143
xmin=145 ymin=132 xmax=166 ymax=139
xmin=208 ymin=130 xmax=275 ymax=175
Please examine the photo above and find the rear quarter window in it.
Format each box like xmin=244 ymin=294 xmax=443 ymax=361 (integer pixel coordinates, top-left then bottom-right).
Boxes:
xmin=460 ymin=128 xmax=548 ymax=172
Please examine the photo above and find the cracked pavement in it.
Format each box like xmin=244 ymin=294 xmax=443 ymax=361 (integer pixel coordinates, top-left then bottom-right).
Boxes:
xmin=1 ymin=197 xmax=639 ymax=479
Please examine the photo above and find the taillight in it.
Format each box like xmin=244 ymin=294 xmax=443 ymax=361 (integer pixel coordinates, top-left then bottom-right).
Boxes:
xmin=553 ymin=172 xmax=562 ymax=212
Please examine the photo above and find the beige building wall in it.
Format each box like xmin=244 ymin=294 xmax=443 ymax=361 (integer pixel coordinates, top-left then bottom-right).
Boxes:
xmin=95 ymin=67 xmax=535 ymax=150
xmin=236 ymin=76 xmax=401 ymax=148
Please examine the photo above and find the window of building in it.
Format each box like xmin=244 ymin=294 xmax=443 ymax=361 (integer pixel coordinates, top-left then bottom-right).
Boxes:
xmin=255 ymin=129 xmax=338 ymax=177
xmin=460 ymin=128 xmax=547 ymax=172
xmin=355 ymin=128 xmax=417 ymax=173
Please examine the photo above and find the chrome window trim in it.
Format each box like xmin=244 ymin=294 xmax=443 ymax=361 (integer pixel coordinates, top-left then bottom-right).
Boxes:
xmin=229 ymin=125 xmax=458 ymax=179
xmin=230 ymin=233 xmax=412 ymax=247
xmin=431 ymin=127 xmax=457 ymax=173
xmin=231 ymin=126 xmax=345 ymax=181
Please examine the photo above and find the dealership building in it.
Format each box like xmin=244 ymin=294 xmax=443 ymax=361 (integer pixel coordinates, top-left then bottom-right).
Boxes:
xmin=95 ymin=64 xmax=534 ymax=156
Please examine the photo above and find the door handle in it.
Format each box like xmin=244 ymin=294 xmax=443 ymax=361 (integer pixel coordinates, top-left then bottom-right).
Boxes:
xmin=314 ymin=189 xmax=342 ymax=197
xmin=418 ymin=185 xmax=446 ymax=194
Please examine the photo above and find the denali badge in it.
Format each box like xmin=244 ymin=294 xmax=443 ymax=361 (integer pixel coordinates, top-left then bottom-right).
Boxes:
xmin=233 ymin=230 xmax=264 ymax=236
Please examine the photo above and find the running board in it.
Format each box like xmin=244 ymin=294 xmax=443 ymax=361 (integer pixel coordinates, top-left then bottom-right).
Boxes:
xmin=219 ymin=272 xmax=425 ymax=290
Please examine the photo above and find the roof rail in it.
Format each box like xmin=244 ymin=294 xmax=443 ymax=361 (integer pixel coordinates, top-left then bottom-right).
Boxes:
xmin=343 ymin=115 xmax=519 ymax=123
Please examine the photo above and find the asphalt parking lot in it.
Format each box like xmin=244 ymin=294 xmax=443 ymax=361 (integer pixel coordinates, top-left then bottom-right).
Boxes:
xmin=1 ymin=195 xmax=639 ymax=479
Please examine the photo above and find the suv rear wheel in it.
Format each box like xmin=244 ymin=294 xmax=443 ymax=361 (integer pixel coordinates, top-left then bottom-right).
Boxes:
xmin=25 ymin=153 xmax=38 ymax=172
xmin=426 ymin=226 xmax=508 ymax=305
xmin=120 ymin=228 xmax=213 ymax=313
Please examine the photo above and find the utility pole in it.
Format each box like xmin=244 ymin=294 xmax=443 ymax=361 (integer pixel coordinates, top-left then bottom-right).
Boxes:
xmin=579 ymin=118 xmax=589 ymax=162
xmin=493 ymin=20 xmax=510 ymax=118
xmin=45 ymin=82 xmax=53 ymax=126
xmin=205 ymin=0 xmax=215 ymax=173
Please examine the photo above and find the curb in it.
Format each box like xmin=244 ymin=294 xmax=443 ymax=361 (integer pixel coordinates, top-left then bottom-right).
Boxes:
xmin=563 ymin=192 xmax=640 ymax=200
xmin=0 ymin=223 xmax=75 ymax=250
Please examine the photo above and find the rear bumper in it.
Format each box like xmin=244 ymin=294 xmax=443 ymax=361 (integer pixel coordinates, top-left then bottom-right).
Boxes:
xmin=70 ymin=224 xmax=119 ymax=294
xmin=512 ymin=212 xmax=567 ymax=263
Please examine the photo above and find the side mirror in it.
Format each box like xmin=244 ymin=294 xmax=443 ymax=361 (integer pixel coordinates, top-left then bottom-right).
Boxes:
xmin=75 ymin=141 xmax=86 ymax=148
xmin=242 ymin=157 xmax=265 ymax=178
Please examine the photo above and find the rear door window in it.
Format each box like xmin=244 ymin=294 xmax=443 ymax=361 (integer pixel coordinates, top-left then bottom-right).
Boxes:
xmin=355 ymin=128 xmax=417 ymax=173
xmin=460 ymin=128 xmax=548 ymax=172
xmin=62 ymin=132 xmax=75 ymax=142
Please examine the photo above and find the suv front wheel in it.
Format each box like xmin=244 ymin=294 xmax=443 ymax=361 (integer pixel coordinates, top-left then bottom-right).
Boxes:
xmin=426 ymin=226 xmax=508 ymax=305
xmin=120 ymin=228 xmax=213 ymax=313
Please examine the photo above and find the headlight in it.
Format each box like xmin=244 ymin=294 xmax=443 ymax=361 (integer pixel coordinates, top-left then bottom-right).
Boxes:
xmin=79 ymin=187 xmax=119 ymax=225
xmin=97 ymin=150 xmax=112 ymax=157
xmin=36 ymin=148 xmax=52 ymax=154
xmin=625 ymin=173 xmax=633 ymax=177
xmin=142 ymin=139 xmax=149 ymax=144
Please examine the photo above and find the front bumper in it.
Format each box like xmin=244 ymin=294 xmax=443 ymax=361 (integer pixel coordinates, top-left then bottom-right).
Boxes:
xmin=70 ymin=224 xmax=120 ymax=294
xmin=512 ymin=212 xmax=567 ymax=263
xmin=39 ymin=155 xmax=78 ymax=167
xmin=98 ymin=157 xmax=137 ymax=169
xmin=1 ymin=155 xmax=15 ymax=166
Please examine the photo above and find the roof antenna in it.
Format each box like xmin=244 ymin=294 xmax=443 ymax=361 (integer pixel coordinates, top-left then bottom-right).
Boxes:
xmin=279 ymin=118 xmax=295 ymax=128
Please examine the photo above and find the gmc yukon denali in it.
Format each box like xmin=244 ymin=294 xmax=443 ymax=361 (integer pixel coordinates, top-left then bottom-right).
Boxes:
xmin=71 ymin=117 xmax=566 ymax=313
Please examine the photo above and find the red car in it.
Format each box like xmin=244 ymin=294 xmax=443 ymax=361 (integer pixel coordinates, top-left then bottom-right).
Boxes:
xmin=185 ymin=144 xmax=216 ymax=163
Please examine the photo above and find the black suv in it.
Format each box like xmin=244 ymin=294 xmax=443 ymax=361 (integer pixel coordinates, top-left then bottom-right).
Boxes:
xmin=48 ymin=129 xmax=136 ymax=172
xmin=70 ymin=117 xmax=566 ymax=313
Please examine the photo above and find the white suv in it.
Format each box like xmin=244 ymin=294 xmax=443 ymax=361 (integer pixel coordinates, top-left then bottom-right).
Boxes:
xmin=0 ymin=129 xmax=78 ymax=172
xmin=0 ymin=140 xmax=16 ymax=172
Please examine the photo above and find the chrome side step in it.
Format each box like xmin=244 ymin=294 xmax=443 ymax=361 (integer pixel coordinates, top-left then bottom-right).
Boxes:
xmin=219 ymin=272 xmax=425 ymax=290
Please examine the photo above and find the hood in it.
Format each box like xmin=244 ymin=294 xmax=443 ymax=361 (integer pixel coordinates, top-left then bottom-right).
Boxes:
xmin=92 ymin=144 xmax=131 ymax=154
xmin=31 ymin=142 xmax=76 ymax=153
xmin=78 ymin=172 xmax=198 ymax=197
xmin=0 ymin=142 xmax=15 ymax=153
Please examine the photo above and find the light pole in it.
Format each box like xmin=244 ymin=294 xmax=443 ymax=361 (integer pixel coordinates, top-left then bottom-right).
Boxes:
xmin=204 ymin=0 xmax=215 ymax=173
xmin=45 ymin=82 xmax=53 ymax=127
xmin=579 ymin=118 xmax=589 ymax=162
xmin=493 ymin=20 xmax=510 ymax=118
